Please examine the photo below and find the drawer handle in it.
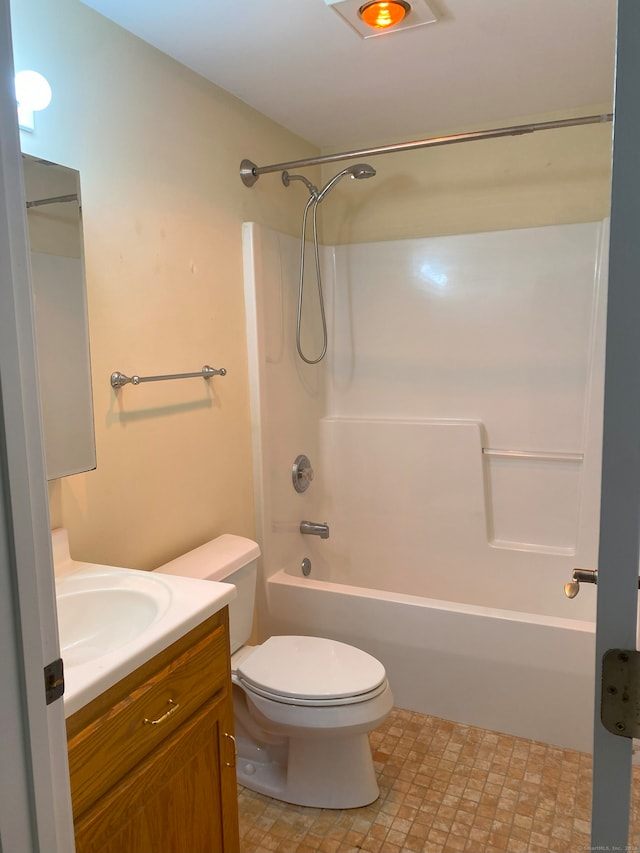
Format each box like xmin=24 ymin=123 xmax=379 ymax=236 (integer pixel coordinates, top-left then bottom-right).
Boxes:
xmin=224 ymin=732 xmax=237 ymax=768
xmin=143 ymin=698 xmax=180 ymax=726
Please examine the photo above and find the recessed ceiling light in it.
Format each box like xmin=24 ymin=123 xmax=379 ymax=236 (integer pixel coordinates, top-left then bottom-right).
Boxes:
xmin=359 ymin=1 xmax=410 ymax=30
xmin=324 ymin=0 xmax=437 ymax=39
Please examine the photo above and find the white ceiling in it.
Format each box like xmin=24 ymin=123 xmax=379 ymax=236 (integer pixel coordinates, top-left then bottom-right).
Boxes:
xmin=81 ymin=0 xmax=616 ymax=150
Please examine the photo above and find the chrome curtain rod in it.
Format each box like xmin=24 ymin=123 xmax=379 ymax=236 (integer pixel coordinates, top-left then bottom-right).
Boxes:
xmin=111 ymin=365 xmax=227 ymax=388
xmin=240 ymin=113 xmax=613 ymax=187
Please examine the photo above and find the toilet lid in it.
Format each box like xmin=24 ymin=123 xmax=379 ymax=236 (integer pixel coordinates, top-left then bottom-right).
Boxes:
xmin=236 ymin=635 xmax=386 ymax=702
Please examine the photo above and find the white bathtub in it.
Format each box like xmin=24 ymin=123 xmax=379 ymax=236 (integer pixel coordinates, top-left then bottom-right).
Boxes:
xmin=244 ymin=220 xmax=605 ymax=756
xmin=264 ymin=568 xmax=596 ymax=753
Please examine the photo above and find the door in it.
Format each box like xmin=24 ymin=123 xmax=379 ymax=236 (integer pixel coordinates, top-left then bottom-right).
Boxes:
xmin=591 ymin=0 xmax=640 ymax=846
xmin=0 ymin=1 xmax=74 ymax=849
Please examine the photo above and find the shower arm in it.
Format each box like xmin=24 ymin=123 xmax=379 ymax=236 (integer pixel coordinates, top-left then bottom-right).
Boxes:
xmin=240 ymin=113 xmax=613 ymax=187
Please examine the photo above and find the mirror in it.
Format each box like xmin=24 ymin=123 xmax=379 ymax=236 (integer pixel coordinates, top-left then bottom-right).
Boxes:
xmin=22 ymin=154 xmax=96 ymax=480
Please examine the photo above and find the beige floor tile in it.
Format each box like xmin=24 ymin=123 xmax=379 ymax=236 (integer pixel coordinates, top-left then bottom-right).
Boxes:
xmin=237 ymin=706 xmax=640 ymax=853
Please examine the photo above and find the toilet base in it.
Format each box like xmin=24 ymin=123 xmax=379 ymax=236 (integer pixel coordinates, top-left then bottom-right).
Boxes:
xmin=235 ymin=730 xmax=380 ymax=808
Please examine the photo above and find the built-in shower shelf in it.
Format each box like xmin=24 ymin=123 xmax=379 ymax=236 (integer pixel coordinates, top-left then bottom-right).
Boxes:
xmin=489 ymin=539 xmax=576 ymax=557
xmin=483 ymin=448 xmax=583 ymax=463
xmin=484 ymin=448 xmax=584 ymax=555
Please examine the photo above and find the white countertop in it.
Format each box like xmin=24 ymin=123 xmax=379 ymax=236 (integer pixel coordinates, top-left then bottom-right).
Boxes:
xmin=53 ymin=531 xmax=235 ymax=717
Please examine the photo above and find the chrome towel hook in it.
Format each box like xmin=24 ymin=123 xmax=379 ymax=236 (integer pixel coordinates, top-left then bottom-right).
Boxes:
xmin=564 ymin=568 xmax=640 ymax=598
xmin=564 ymin=569 xmax=597 ymax=599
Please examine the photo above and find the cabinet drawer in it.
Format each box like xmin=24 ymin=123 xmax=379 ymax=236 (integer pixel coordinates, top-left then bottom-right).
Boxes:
xmin=67 ymin=611 xmax=229 ymax=820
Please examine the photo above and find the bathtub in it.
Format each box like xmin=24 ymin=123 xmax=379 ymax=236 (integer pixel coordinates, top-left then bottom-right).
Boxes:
xmin=264 ymin=568 xmax=596 ymax=753
xmin=244 ymin=220 xmax=605 ymax=756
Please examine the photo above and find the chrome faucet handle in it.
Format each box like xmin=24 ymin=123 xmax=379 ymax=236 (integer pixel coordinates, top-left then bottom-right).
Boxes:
xmin=300 ymin=466 xmax=314 ymax=483
xmin=292 ymin=454 xmax=314 ymax=493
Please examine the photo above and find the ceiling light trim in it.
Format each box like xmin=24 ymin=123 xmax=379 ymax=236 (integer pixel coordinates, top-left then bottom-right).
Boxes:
xmin=324 ymin=0 xmax=437 ymax=39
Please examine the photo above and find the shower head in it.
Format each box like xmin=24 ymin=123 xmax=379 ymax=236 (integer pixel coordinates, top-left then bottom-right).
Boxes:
xmin=349 ymin=163 xmax=377 ymax=180
xmin=316 ymin=163 xmax=376 ymax=203
xmin=285 ymin=160 xmax=376 ymax=366
xmin=282 ymin=170 xmax=318 ymax=198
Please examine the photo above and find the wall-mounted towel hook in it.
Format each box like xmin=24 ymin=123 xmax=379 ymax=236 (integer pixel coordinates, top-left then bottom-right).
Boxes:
xmin=564 ymin=568 xmax=598 ymax=598
xmin=565 ymin=568 xmax=640 ymax=599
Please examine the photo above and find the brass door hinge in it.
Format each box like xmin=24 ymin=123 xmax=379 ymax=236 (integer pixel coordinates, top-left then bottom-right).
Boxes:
xmin=601 ymin=649 xmax=640 ymax=738
xmin=44 ymin=658 xmax=64 ymax=705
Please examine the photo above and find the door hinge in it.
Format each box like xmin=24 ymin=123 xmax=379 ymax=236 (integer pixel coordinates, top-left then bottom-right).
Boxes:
xmin=601 ymin=649 xmax=640 ymax=738
xmin=44 ymin=658 xmax=64 ymax=705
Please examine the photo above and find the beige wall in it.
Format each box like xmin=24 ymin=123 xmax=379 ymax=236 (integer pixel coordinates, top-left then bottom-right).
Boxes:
xmin=12 ymin=0 xmax=613 ymax=571
xmin=12 ymin=0 xmax=319 ymax=569
xmin=321 ymin=107 xmax=613 ymax=244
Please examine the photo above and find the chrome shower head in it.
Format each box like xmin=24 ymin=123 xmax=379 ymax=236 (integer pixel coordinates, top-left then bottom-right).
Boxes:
xmin=348 ymin=163 xmax=376 ymax=180
xmin=316 ymin=163 xmax=376 ymax=203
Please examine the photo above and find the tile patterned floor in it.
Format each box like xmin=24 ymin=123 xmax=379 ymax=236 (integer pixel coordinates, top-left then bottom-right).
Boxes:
xmin=238 ymin=707 xmax=640 ymax=853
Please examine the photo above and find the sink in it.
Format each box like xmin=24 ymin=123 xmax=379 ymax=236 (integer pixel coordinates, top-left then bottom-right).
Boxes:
xmin=56 ymin=570 xmax=173 ymax=666
xmin=52 ymin=529 xmax=236 ymax=717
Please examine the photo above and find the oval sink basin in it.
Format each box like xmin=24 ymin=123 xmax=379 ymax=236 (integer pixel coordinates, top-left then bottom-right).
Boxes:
xmin=56 ymin=570 xmax=173 ymax=666
xmin=52 ymin=529 xmax=237 ymax=717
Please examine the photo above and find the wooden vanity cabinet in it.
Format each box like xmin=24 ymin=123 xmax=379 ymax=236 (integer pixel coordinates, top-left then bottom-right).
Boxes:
xmin=66 ymin=608 xmax=239 ymax=853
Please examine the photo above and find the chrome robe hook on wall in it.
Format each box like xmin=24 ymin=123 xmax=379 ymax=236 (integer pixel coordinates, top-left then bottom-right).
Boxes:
xmin=564 ymin=567 xmax=640 ymax=598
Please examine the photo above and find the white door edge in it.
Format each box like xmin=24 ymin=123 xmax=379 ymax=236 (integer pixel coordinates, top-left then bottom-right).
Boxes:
xmin=0 ymin=2 xmax=74 ymax=850
xmin=591 ymin=0 xmax=640 ymax=846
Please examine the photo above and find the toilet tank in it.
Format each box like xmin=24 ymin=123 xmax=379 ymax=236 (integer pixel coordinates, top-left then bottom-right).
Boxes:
xmin=157 ymin=534 xmax=261 ymax=654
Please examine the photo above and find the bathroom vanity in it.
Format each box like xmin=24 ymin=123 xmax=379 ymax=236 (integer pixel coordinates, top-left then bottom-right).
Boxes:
xmin=53 ymin=528 xmax=240 ymax=853
xmin=65 ymin=607 xmax=239 ymax=853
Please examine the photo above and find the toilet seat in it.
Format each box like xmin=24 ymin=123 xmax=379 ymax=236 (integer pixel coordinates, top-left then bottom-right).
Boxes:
xmin=235 ymin=635 xmax=387 ymax=706
xmin=237 ymin=676 xmax=389 ymax=707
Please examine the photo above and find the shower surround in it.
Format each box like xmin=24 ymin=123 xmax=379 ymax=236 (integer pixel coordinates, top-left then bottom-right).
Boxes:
xmin=243 ymin=219 xmax=608 ymax=752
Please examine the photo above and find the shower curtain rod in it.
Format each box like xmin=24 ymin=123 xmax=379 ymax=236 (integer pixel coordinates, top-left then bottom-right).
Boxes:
xmin=240 ymin=113 xmax=613 ymax=187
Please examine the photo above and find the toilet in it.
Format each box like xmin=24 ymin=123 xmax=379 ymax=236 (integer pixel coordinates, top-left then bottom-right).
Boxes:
xmin=157 ymin=534 xmax=393 ymax=808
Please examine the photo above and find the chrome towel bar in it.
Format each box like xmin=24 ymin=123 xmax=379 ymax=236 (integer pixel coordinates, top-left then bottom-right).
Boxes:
xmin=111 ymin=365 xmax=226 ymax=388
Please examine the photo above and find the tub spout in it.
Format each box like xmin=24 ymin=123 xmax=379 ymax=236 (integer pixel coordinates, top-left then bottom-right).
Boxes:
xmin=300 ymin=520 xmax=330 ymax=539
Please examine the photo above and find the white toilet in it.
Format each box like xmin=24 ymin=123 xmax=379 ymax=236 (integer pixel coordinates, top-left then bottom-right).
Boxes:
xmin=158 ymin=534 xmax=393 ymax=808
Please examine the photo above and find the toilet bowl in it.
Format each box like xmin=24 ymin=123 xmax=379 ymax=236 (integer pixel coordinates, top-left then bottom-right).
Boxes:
xmin=158 ymin=534 xmax=393 ymax=808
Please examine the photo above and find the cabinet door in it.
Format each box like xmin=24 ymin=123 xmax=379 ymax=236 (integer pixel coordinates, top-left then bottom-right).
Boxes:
xmin=74 ymin=692 xmax=239 ymax=853
xmin=217 ymin=691 xmax=240 ymax=852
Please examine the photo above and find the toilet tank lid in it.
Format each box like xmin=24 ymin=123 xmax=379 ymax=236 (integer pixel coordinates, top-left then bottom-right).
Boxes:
xmin=157 ymin=534 xmax=260 ymax=581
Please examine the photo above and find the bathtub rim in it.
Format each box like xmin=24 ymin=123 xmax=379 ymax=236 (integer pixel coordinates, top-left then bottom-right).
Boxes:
xmin=268 ymin=567 xmax=596 ymax=635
